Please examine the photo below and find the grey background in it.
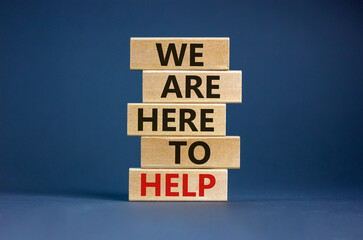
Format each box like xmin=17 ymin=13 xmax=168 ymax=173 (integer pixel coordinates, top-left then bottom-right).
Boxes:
xmin=0 ymin=0 xmax=362 ymax=239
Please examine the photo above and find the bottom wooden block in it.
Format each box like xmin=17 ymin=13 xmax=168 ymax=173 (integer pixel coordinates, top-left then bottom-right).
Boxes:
xmin=129 ymin=168 xmax=227 ymax=201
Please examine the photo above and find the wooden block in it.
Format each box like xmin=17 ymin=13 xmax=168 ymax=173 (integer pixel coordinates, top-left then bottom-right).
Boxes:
xmin=130 ymin=38 xmax=229 ymax=70
xmin=129 ymin=168 xmax=227 ymax=201
xmin=127 ymin=104 xmax=226 ymax=136
xmin=143 ymin=70 xmax=242 ymax=103
xmin=141 ymin=136 xmax=240 ymax=169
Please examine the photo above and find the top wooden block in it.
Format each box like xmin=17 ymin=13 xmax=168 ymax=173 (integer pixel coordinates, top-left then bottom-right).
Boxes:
xmin=130 ymin=38 xmax=229 ymax=70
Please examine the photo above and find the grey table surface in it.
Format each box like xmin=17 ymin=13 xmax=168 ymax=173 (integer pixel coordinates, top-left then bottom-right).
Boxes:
xmin=0 ymin=192 xmax=362 ymax=240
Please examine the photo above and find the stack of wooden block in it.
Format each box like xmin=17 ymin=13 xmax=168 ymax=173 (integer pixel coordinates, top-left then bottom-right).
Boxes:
xmin=127 ymin=37 xmax=242 ymax=201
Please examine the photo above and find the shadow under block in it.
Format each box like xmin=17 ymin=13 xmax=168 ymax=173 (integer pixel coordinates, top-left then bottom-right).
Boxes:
xmin=127 ymin=104 xmax=226 ymax=136
xmin=130 ymin=38 xmax=229 ymax=70
xmin=143 ymin=70 xmax=242 ymax=103
xmin=129 ymin=168 xmax=228 ymax=201
xmin=141 ymin=136 xmax=240 ymax=169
